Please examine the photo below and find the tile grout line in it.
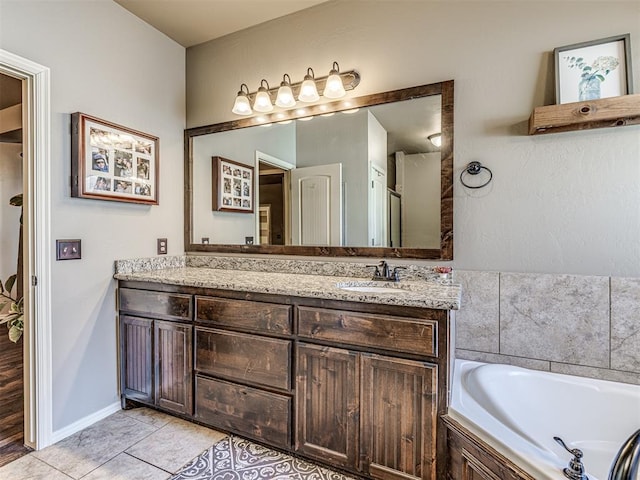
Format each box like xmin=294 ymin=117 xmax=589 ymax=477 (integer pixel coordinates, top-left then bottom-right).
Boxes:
xmin=122 ymin=451 xmax=174 ymax=475
xmin=21 ymin=454 xmax=75 ymax=479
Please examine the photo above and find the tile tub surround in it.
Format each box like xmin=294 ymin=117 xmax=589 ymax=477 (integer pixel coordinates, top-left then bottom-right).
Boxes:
xmin=113 ymin=262 xmax=462 ymax=310
xmin=455 ymin=270 xmax=640 ymax=385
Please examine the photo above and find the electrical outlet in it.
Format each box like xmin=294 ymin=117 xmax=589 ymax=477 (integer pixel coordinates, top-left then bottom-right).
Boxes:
xmin=201 ymin=237 xmax=210 ymax=244
xmin=56 ymin=239 xmax=81 ymax=260
xmin=245 ymin=236 xmax=254 ymax=245
xmin=157 ymin=238 xmax=167 ymax=255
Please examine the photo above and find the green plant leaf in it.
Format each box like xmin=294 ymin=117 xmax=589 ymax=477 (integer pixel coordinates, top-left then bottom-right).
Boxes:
xmin=596 ymin=74 xmax=605 ymax=81
xmin=8 ymin=325 xmax=22 ymax=343
xmin=4 ymin=275 xmax=16 ymax=295
xmin=9 ymin=194 xmax=22 ymax=207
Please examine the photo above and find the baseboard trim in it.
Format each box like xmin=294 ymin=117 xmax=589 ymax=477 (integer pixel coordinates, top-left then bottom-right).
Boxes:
xmin=50 ymin=401 xmax=121 ymax=445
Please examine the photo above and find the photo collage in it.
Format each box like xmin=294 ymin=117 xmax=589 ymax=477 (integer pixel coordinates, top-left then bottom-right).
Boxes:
xmin=220 ymin=159 xmax=253 ymax=211
xmin=86 ymin=124 xmax=155 ymax=200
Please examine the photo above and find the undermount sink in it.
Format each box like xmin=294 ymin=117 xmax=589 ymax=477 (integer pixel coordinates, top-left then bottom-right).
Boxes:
xmin=336 ymin=281 xmax=409 ymax=294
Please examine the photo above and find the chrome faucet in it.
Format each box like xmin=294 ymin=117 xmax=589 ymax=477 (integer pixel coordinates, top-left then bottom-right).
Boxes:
xmin=366 ymin=261 xmax=406 ymax=282
xmin=554 ymin=436 xmax=589 ymax=480
xmin=609 ymin=429 xmax=640 ymax=480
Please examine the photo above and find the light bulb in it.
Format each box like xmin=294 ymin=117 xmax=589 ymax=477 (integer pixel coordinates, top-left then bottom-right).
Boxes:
xmin=428 ymin=133 xmax=442 ymax=148
xmin=253 ymin=79 xmax=273 ymax=113
xmin=323 ymin=62 xmax=346 ymax=99
xmin=298 ymin=68 xmax=319 ymax=102
xmin=231 ymin=84 xmax=252 ymax=115
xmin=275 ymin=74 xmax=296 ymax=108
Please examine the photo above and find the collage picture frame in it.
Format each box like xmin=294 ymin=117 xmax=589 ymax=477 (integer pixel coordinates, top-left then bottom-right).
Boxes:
xmin=71 ymin=112 xmax=159 ymax=205
xmin=211 ymin=156 xmax=254 ymax=213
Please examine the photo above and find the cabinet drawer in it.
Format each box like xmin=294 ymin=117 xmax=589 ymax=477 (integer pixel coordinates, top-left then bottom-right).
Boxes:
xmin=297 ymin=306 xmax=437 ymax=357
xmin=119 ymin=288 xmax=192 ymax=321
xmin=195 ymin=327 xmax=291 ymax=391
xmin=195 ymin=375 xmax=291 ymax=449
xmin=196 ymin=296 xmax=292 ymax=335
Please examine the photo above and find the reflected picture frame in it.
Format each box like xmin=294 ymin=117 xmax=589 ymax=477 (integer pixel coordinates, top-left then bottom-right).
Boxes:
xmin=71 ymin=112 xmax=159 ymax=205
xmin=212 ymin=156 xmax=254 ymax=213
xmin=554 ymin=34 xmax=633 ymax=104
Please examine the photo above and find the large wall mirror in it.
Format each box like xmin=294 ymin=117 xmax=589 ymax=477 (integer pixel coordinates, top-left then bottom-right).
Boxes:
xmin=185 ymin=80 xmax=453 ymax=259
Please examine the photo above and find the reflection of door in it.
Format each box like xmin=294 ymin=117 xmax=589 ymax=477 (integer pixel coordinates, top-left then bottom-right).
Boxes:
xmin=255 ymin=151 xmax=293 ymax=245
xmin=369 ymin=165 xmax=386 ymax=247
xmin=258 ymin=205 xmax=271 ymax=245
xmin=291 ymin=163 xmax=342 ymax=246
xmin=388 ymin=190 xmax=401 ymax=248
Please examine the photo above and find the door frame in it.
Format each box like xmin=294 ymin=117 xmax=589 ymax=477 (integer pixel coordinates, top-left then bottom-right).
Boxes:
xmin=0 ymin=49 xmax=53 ymax=449
xmin=254 ymin=151 xmax=293 ymax=245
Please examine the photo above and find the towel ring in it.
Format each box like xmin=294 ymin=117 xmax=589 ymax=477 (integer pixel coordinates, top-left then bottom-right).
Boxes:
xmin=460 ymin=161 xmax=492 ymax=189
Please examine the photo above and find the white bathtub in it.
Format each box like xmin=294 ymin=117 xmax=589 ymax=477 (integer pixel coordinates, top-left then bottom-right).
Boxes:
xmin=449 ymin=360 xmax=640 ymax=480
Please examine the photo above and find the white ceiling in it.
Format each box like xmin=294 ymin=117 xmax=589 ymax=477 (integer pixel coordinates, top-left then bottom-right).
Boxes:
xmin=114 ymin=0 xmax=329 ymax=47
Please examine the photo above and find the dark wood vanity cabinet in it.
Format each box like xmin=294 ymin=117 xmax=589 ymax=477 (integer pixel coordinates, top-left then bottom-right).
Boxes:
xmin=296 ymin=306 xmax=441 ymax=480
xmin=119 ymin=288 xmax=193 ymax=415
xmin=118 ymin=281 xmax=453 ymax=480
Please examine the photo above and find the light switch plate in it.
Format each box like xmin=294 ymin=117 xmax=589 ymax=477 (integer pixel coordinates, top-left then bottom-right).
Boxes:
xmin=157 ymin=238 xmax=167 ymax=255
xmin=56 ymin=239 xmax=81 ymax=260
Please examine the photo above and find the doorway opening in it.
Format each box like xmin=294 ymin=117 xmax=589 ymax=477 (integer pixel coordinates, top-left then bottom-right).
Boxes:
xmin=254 ymin=151 xmax=293 ymax=246
xmin=0 ymin=72 xmax=30 ymax=466
xmin=1 ymin=48 xmax=54 ymax=454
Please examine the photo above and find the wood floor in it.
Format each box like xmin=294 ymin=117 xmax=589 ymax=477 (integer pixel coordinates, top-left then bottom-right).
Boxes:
xmin=0 ymin=331 xmax=30 ymax=467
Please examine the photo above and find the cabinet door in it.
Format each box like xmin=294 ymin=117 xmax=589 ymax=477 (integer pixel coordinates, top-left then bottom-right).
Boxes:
xmin=155 ymin=320 xmax=193 ymax=415
xmin=295 ymin=343 xmax=359 ymax=469
xmin=361 ymin=354 xmax=437 ymax=480
xmin=121 ymin=315 xmax=153 ymax=403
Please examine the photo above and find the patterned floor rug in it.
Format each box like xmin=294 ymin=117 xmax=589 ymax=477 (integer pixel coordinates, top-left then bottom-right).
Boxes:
xmin=171 ymin=435 xmax=356 ymax=480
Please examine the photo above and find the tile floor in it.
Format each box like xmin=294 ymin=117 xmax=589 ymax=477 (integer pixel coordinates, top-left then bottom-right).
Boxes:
xmin=0 ymin=408 xmax=224 ymax=480
xmin=0 ymin=407 xmax=355 ymax=480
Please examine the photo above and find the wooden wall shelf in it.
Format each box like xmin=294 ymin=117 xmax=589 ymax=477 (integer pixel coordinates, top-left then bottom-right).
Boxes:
xmin=529 ymin=94 xmax=640 ymax=135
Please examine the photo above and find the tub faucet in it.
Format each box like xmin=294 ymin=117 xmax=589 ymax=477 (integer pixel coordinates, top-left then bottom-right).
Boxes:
xmin=554 ymin=436 xmax=588 ymax=480
xmin=609 ymin=429 xmax=640 ymax=480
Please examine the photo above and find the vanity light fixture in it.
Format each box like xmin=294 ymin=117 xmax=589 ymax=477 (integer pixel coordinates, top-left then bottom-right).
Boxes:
xmin=298 ymin=68 xmax=320 ymax=102
xmin=323 ymin=62 xmax=346 ymax=99
xmin=231 ymin=62 xmax=360 ymax=117
xmin=231 ymin=83 xmax=252 ymax=115
xmin=253 ymin=79 xmax=274 ymax=113
xmin=428 ymin=133 xmax=442 ymax=148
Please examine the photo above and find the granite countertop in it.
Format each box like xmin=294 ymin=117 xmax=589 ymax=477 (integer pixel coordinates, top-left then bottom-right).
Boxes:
xmin=114 ymin=265 xmax=461 ymax=310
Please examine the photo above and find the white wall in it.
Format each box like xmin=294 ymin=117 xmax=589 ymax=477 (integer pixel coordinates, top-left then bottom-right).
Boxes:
xmin=0 ymin=143 xmax=22 ymax=293
xmin=186 ymin=0 xmax=640 ymax=277
xmin=399 ymin=152 xmax=440 ymax=249
xmin=0 ymin=0 xmax=185 ymax=432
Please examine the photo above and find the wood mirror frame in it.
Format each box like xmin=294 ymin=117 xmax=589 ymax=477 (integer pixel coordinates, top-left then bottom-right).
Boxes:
xmin=184 ymin=80 xmax=453 ymax=259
